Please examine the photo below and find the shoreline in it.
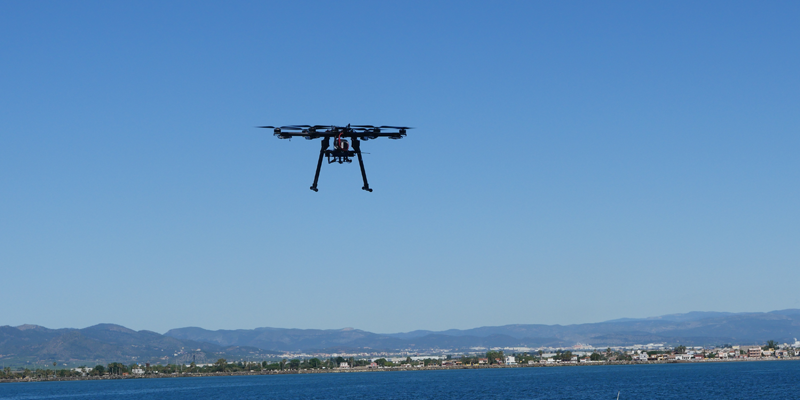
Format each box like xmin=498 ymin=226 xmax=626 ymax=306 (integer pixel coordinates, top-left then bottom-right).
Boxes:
xmin=2 ymin=357 xmax=798 ymax=384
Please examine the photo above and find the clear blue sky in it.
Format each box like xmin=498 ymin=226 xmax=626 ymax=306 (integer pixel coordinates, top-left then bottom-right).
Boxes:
xmin=1 ymin=1 xmax=798 ymax=334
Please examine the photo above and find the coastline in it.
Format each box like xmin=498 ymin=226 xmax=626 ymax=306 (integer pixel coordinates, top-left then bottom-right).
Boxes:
xmin=2 ymin=357 xmax=798 ymax=384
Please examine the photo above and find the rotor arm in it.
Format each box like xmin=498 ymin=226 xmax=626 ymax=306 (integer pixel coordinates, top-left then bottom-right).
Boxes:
xmin=310 ymin=137 xmax=330 ymax=192
xmin=352 ymin=138 xmax=372 ymax=192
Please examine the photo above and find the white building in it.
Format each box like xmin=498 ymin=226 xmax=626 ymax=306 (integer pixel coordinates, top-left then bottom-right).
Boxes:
xmin=71 ymin=367 xmax=91 ymax=376
xmin=504 ymin=356 xmax=516 ymax=365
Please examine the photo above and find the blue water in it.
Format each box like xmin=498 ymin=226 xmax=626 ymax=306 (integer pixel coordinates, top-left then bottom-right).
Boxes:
xmin=1 ymin=361 xmax=799 ymax=399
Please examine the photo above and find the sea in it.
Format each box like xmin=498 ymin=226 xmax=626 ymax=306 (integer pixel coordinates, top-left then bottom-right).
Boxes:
xmin=1 ymin=361 xmax=798 ymax=399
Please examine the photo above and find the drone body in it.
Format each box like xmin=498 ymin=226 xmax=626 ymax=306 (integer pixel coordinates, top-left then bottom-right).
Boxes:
xmin=259 ymin=124 xmax=410 ymax=192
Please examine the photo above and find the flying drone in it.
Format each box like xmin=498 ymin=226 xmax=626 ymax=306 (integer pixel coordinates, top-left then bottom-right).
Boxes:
xmin=258 ymin=124 xmax=411 ymax=192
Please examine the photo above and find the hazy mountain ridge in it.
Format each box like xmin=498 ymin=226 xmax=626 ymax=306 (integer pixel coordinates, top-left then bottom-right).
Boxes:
xmin=165 ymin=327 xmax=389 ymax=351
xmin=0 ymin=323 xmax=279 ymax=366
xmin=167 ymin=309 xmax=800 ymax=351
xmin=3 ymin=310 xmax=798 ymax=365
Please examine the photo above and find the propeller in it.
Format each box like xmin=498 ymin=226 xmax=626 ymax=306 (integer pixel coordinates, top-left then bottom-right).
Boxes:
xmin=379 ymin=126 xmax=413 ymax=130
xmin=280 ymin=125 xmax=311 ymax=130
xmin=260 ymin=124 xmax=411 ymax=129
xmin=258 ymin=125 xmax=409 ymax=136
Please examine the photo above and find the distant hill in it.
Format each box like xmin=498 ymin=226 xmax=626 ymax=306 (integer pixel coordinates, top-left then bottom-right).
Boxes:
xmin=166 ymin=309 xmax=800 ymax=351
xmin=3 ymin=310 xmax=799 ymax=366
xmin=164 ymin=326 xmax=409 ymax=352
xmin=0 ymin=324 xmax=278 ymax=367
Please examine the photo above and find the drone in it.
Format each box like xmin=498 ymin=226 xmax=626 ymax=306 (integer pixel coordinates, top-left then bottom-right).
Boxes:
xmin=258 ymin=124 xmax=411 ymax=192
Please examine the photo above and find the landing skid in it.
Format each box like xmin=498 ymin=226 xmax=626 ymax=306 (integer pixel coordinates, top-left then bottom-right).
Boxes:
xmin=309 ymin=137 xmax=372 ymax=192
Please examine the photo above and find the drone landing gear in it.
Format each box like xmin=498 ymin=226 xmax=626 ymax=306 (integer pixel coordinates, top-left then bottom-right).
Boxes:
xmin=308 ymin=137 xmax=373 ymax=192
xmin=310 ymin=137 xmax=329 ymax=192
xmin=353 ymin=138 xmax=372 ymax=192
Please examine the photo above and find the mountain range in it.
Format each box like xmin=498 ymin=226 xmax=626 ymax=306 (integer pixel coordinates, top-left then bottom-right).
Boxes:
xmin=3 ymin=310 xmax=799 ymax=366
xmin=165 ymin=309 xmax=800 ymax=352
xmin=0 ymin=323 xmax=277 ymax=367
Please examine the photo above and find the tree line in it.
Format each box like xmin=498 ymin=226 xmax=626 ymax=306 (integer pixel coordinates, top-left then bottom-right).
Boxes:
xmin=4 ymin=339 xmax=791 ymax=380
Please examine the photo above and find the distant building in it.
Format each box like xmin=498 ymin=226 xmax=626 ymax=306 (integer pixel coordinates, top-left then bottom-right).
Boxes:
xmin=748 ymin=348 xmax=762 ymax=358
xmin=71 ymin=367 xmax=91 ymax=376
xmin=504 ymin=356 xmax=516 ymax=365
xmin=338 ymin=362 xmax=350 ymax=369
